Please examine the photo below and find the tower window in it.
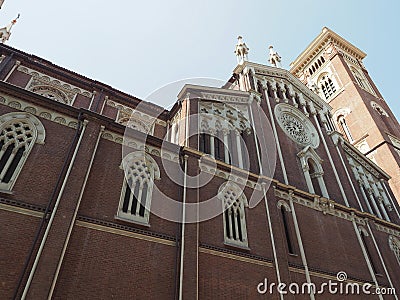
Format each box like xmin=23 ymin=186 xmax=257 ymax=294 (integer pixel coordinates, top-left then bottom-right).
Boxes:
xmin=319 ymin=75 xmax=337 ymax=100
xmin=351 ymin=67 xmax=372 ymax=93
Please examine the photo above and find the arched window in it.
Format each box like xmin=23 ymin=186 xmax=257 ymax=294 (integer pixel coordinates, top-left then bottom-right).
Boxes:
xmin=337 ymin=115 xmax=354 ymax=142
xmin=278 ymin=201 xmax=295 ymax=254
xmin=318 ymin=73 xmax=337 ymax=100
xmin=298 ymin=146 xmax=329 ymax=198
xmin=219 ymin=181 xmax=249 ymax=248
xmin=0 ymin=112 xmax=45 ymax=191
xmin=118 ymin=152 xmax=160 ymax=224
xmin=389 ymin=236 xmax=400 ymax=267
xmin=351 ymin=67 xmax=368 ymax=90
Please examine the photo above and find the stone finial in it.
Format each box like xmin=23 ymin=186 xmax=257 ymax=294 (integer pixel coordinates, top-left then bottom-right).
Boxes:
xmin=268 ymin=45 xmax=282 ymax=68
xmin=0 ymin=14 xmax=20 ymax=44
xmin=234 ymin=36 xmax=249 ymax=64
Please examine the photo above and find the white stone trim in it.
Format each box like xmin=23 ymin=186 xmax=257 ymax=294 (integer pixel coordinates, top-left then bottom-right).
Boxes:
xmin=0 ymin=93 xmax=79 ymax=129
xmin=275 ymin=188 xmax=400 ymax=241
xmin=198 ymin=160 xmax=261 ymax=191
xmin=106 ymin=99 xmax=166 ymax=128
xmin=17 ymin=65 xmax=93 ymax=104
xmin=100 ymin=130 xmax=179 ymax=163
xmin=237 ymin=61 xmax=331 ymax=112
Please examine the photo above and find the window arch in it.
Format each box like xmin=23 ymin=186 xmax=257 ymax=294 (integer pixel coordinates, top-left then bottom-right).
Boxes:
xmin=318 ymin=73 xmax=337 ymax=100
xmin=389 ymin=236 xmax=400 ymax=267
xmin=0 ymin=112 xmax=45 ymax=191
xmin=298 ymin=146 xmax=329 ymax=198
xmin=30 ymin=85 xmax=70 ymax=104
xmin=350 ymin=67 xmax=370 ymax=92
xmin=337 ymin=115 xmax=354 ymax=142
xmin=277 ymin=200 xmax=295 ymax=254
xmin=333 ymin=108 xmax=354 ymax=142
xmin=118 ymin=151 xmax=160 ymax=224
xmin=218 ymin=181 xmax=249 ymax=248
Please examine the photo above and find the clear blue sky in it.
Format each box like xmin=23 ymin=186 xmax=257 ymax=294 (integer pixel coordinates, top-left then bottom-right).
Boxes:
xmin=1 ymin=0 xmax=399 ymax=119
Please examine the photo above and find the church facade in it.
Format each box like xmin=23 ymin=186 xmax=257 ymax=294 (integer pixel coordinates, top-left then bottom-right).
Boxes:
xmin=0 ymin=28 xmax=399 ymax=299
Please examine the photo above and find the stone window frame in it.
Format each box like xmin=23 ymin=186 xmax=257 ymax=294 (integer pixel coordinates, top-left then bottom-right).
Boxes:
xmin=117 ymin=151 xmax=160 ymax=225
xmin=0 ymin=112 xmax=45 ymax=191
xmin=218 ymin=181 xmax=249 ymax=249
xmin=277 ymin=200 xmax=296 ymax=254
xmin=317 ymin=72 xmax=338 ymax=101
xmin=297 ymin=146 xmax=329 ymax=198
xmin=274 ymin=103 xmax=320 ymax=149
xmin=333 ymin=108 xmax=354 ymax=143
xmin=350 ymin=66 xmax=374 ymax=95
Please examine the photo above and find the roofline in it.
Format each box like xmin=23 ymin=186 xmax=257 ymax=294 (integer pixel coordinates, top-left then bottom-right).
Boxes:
xmin=176 ymin=83 xmax=249 ymax=100
xmin=290 ymin=27 xmax=367 ymax=75
xmin=0 ymin=43 xmax=170 ymax=116
xmin=233 ymin=61 xmax=332 ymax=112
xmin=342 ymin=138 xmax=391 ymax=180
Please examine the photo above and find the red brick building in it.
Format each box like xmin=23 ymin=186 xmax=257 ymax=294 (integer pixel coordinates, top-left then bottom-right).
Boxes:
xmin=0 ymin=28 xmax=399 ymax=299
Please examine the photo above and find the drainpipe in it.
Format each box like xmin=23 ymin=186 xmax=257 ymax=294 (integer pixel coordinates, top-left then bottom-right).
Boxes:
xmin=288 ymin=191 xmax=315 ymax=300
xmin=366 ymin=221 xmax=398 ymax=300
xmin=178 ymin=151 xmax=188 ymax=300
xmin=263 ymin=185 xmax=284 ymax=300
xmin=351 ymin=218 xmax=383 ymax=300
xmin=174 ymin=148 xmax=185 ymax=300
xmin=21 ymin=119 xmax=88 ymax=299
xmin=12 ymin=112 xmax=84 ymax=300
xmin=48 ymin=125 xmax=104 ymax=298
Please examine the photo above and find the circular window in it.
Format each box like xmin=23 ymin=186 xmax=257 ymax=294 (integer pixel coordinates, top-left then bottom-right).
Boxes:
xmin=274 ymin=103 xmax=319 ymax=148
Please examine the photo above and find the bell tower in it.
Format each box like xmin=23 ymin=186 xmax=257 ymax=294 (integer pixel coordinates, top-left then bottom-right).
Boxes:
xmin=290 ymin=27 xmax=400 ymax=202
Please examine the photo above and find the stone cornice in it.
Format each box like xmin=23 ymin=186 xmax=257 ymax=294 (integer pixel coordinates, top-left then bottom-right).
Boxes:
xmin=290 ymin=27 xmax=366 ymax=76
xmin=177 ymin=84 xmax=250 ymax=103
xmin=0 ymin=91 xmax=79 ymax=129
xmin=274 ymin=187 xmax=400 ymax=236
